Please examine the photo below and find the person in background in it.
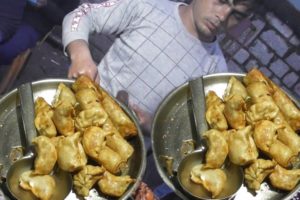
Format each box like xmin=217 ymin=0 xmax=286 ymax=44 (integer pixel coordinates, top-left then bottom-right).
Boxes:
xmin=0 ymin=0 xmax=79 ymax=65
xmin=62 ymin=0 xmax=260 ymax=199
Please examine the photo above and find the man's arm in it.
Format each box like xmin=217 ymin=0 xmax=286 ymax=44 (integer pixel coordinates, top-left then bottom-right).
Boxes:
xmin=62 ymin=0 xmax=143 ymax=81
xmin=66 ymin=39 xmax=99 ymax=82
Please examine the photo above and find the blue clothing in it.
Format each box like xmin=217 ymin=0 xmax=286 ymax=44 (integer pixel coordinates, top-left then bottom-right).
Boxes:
xmin=0 ymin=0 xmax=26 ymax=43
xmin=0 ymin=24 xmax=39 ymax=65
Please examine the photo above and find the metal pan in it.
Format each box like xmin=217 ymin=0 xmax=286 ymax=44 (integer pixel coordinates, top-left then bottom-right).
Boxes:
xmin=0 ymin=78 xmax=146 ymax=200
xmin=151 ymin=73 xmax=300 ymax=200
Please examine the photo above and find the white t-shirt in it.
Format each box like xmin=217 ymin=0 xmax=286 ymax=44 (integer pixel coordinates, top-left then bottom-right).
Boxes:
xmin=63 ymin=0 xmax=228 ymax=123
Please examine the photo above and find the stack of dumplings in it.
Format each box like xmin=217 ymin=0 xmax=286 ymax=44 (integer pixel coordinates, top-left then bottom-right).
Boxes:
xmin=19 ymin=75 xmax=137 ymax=199
xmin=190 ymin=68 xmax=300 ymax=198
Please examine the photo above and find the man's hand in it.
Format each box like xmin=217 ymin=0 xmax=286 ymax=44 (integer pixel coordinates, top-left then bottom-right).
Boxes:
xmin=67 ymin=40 xmax=100 ymax=83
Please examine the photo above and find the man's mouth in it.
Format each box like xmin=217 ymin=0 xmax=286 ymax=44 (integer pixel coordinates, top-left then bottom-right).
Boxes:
xmin=205 ymin=20 xmax=218 ymax=32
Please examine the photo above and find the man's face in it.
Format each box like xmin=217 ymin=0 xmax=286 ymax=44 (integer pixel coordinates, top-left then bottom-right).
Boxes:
xmin=192 ymin=0 xmax=252 ymax=41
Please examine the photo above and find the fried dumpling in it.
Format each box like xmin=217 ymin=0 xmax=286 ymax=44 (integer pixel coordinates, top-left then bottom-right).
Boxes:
xmin=273 ymin=112 xmax=300 ymax=154
xmin=246 ymin=101 xmax=279 ymax=124
xmin=268 ymin=139 xmax=296 ymax=168
xmin=246 ymin=82 xmax=273 ymax=104
xmin=98 ymin=171 xmax=134 ymax=197
xmin=19 ymin=170 xmax=55 ymax=200
xmin=82 ymin=126 xmax=112 ymax=160
xmin=73 ymin=165 xmax=105 ymax=197
xmin=228 ymin=126 xmax=258 ymax=166
xmin=53 ymin=83 xmax=76 ymax=107
xmin=53 ymin=100 xmax=75 ymax=136
xmin=106 ymin=134 xmax=134 ymax=162
xmin=253 ymin=120 xmax=278 ymax=153
xmin=98 ymin=88 xmax=137 ymax=138
xmin=203 ymin=129 xmax=228 ymax=169
xmin=243 ymin=68 xmax=271 ymax=88
xmin=205 ymin=91 xmax=228 ymax=131
xmin=75 ymin=104 xmax=108 ymax=131
xmin=269 ymin=165 xmax=300 ymax=191
xmin=75 ymin=88 xmax=100 ymax=110
xmin=224 ymin=76 xmax=248 ymax=100
xmin=32 ymin=136 xmax=57 ymax=175
xmin=72 ymin=75 xmax=102 ymax=100
xmin=97 ymin=145 xmax=126 ymax=174
xmin=57 ymin=132 xmax=87 ymax=172
xmin=34 ymin=97 xmax=57 ymax=137
xmin=224 ymin=94 xmax=246 ymax=129
xmin=190 ymin=164 xmax=227 ymax=198
xmin=272 ymin=88 xmax=300 ymax=131
xmin=244 ymin=159 xmax=276 ymax=190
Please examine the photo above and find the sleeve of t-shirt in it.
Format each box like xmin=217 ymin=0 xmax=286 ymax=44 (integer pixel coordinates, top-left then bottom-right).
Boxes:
xmin=62 ymin=0 xmax=144 ymax=53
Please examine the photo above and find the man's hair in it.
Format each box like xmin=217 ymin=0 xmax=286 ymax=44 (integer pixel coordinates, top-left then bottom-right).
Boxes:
xmin=234 ymin=0 xmax=262 ymax=11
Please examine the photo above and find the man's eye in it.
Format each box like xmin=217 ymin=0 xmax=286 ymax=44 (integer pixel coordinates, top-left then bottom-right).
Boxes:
xmin=218 ymin=0 xmax=228 ymax=4
xmin=232 ymin=12 xmax=248 ymax=20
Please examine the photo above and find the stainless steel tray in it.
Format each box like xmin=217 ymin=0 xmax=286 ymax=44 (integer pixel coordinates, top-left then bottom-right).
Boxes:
xmin=151 ymin=73 xmax=300 ymax=200
xmin=0 ymin=79 xmax=146 ymax=200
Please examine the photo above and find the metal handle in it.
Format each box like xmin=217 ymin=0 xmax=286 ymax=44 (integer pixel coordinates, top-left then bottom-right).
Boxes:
xmin=18 ymin=83 xmax=36 ymax=153
xmin=189 ymin=77 xmax=208 ymax=148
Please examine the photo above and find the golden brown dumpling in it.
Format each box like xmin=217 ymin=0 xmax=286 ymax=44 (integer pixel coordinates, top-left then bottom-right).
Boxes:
xmin=106 ymin=134 xmax=134 ymax=161
xmin=190 ymin=164 xmax=227 ymax=198
xmin=19 ymin=170 xmax=55 ymax=200
xmin=205 ymin=91 xmax=228 ymax=131
xmin=273 ymin=112 xmax=300 ymax=154
xmin=272 ymin=88 xmax=300 ymax=131
xmin=98 ymin=171 xmax=134 ymax=197
xmin=73 ymin=165 xmax=105 ymax=197
xmin=269 ymin=165 xmax=300 ymax=191
xmin=203 ymin=129 xmax=228 ymax=169
xmin=75 ymin=104 xmax=108 ymax=131
xmin=97 ymin=145 xmax=126 ymax=174
xmin=224 ymin=94 xmax=246 ymax=129
xmin=99 ymin=88 xmax=137 ymax=138
xmin=72 ymin=75 xmax=102 ymax=100
xmin=34 ymin=97 xmax=57 ymax=137
xmin=246 ymin=82 xmax=273 ymax=104
xmin=75 ymin=88 xmax=100 ymax=110
xmin=32 ymin=136 xmax=57 ymax=175
xmin=53 ymin=83 xmax=76 ymax=107
xmin=224 ymin=76 xmax=248 ymax=100
xmin=82 ymin=126 xmax=112 ymax=160
xmin=244 ymin=159 xmax=276 ymax=190
xmin=246 ymin=101 xmax=279 ymax=124
xmin=253 ymin=120 xmax=278 ymax=153
xmin=53 ymin=101 xmax=75 ymax=136
xmin=228 ymin=126 xmax=258 ymax=166
xmin=268 ymin=139 xmax=296 ymax=168
xmin=57 ymin=132 xmax=87 ymax=172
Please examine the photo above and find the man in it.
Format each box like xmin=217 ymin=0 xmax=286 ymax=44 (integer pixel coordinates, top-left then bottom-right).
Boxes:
xmin=62 ymin=0 xmax=259 ymax=199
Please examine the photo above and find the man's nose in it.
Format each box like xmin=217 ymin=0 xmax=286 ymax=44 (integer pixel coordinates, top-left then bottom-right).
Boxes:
xmin=217 ymin=6 xmax=232 ymax=22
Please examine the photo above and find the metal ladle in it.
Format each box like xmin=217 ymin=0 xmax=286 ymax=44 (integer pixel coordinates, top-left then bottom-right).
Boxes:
xmin=5 ymin=83 xmax=72 ymax=200
xmin=177 ymin=76 xmax=244 ymax=200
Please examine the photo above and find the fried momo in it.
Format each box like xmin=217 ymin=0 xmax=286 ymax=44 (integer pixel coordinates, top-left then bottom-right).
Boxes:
xmin=228 ymin=126 xmax=258 ymax=166
xmin=190 ymin=164 xmax=227 ymax=198
xmin=203 ymin=129 xmax=228 ymax=169
xmin=269 ymin=165 xmax=300 ymax=191
xmin=34 ymin=97 xmax=57 ymax=137
xmin=19 ymin=170 xmax=55 ymax=200
xmin=73 ymin=165 xmax=105 ymax=197
xmin=32 ymin=136 xmax=57 ymax=175
xmin=106 ymin=134 xmax=134 ymax=161
xmin=98 ymin=171 xmax=134 ymax=197
xmin=244 ymin=159 xmax=276 ymax=190
xmin=205 ymin=91 xmax=228 ymax=131
xmin=57 ymin=132 xmax=87 ymax=172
